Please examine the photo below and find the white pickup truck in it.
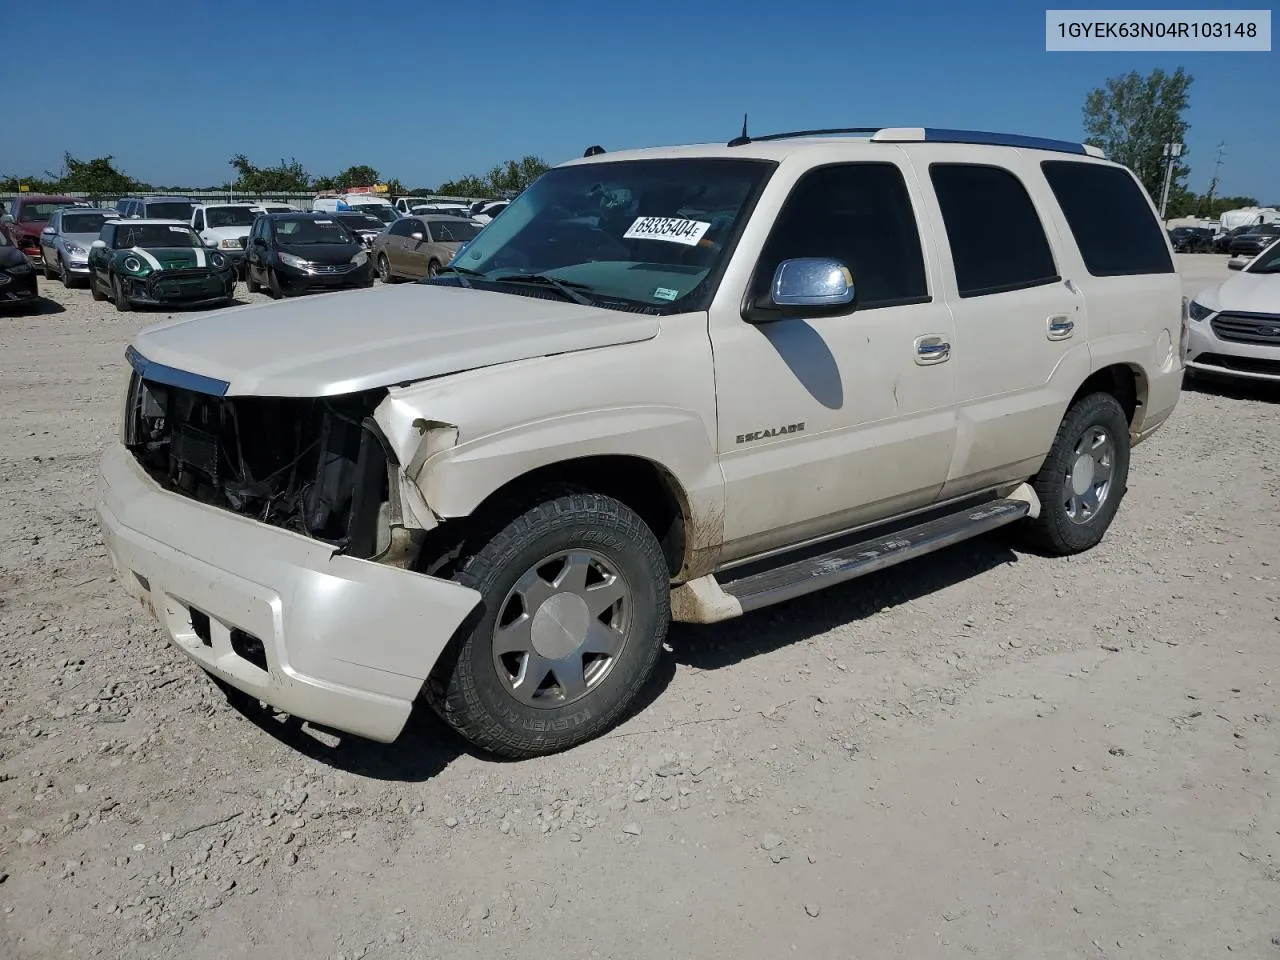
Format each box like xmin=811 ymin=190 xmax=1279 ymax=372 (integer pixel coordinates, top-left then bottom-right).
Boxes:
xmin=97 ymin=126 xmax=1184 ymax=759
xmin=190 ymin=203 xmax=258 ymax=274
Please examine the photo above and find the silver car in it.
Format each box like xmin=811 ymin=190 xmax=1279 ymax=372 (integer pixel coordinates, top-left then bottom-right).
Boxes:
xmin=39 ymin=207 xmax=120 ymax=288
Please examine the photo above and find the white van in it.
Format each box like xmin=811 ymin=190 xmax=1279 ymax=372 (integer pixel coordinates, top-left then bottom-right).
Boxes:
xmin=313 ymin=194 xmax=399 ymax=225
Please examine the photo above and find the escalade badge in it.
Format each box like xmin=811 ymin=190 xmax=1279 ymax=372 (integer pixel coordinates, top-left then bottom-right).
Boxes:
xmin=735 ymin=422 xmax=805 ymax=444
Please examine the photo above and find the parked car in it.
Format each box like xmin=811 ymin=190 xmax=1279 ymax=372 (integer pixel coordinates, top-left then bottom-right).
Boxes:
xmin=330 ymin=212 xmax=388 ymax=249
xmin=372 ymin=214 xmax=484 ymax=281
xmin=115 ymin=196 xmax=200 ymax=221
xmin=242 ymin=212 xmax=374 ymax=298
xmin=88 ymin=219 xmax=236 ymax=312
xmin=98 ymin=127 xmax=1184 ymax=759
xmin=1168 ymin=226 xmax=1214 ymax=253
xmin=470 ymin=201 xmax=509 ymax=225
xmin=1185 ymin=237 xmax=1280 ymax=381
xmin=0 ymin=228 xmax=40 ymax=309
xmin=39 ymin=207 xmax=119 ymax=287
xmin=0 ymin=194 xmax=86 ymax=265
xmin=413 ymin=202 xmax=471 ymax=217
xmin=394 ymin=196 xmax=432 ymax=215
xmin=1213 ymin=225 xmax=1254 ymax=253
xmin=191 ymin=203 xmax=257 ymax=275
xmin=1228 ymin=224 xmax=1280 ymax=260
xmin=250 ymin=203 xmax=296 ymax=215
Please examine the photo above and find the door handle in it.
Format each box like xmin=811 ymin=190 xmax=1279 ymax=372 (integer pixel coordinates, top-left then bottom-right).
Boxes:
xmin=1047 ymin=316 xmax=1075 ymax=340
xmin=914 ymin=334 xmax=951 ymax=365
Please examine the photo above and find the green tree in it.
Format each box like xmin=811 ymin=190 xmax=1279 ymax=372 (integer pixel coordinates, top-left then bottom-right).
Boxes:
xmin=434 ymin=174 xmax=491 ymax=198
xmin=1082 ymin=67 xmax=1194 ymax=202
xmin=331 ymin=165 xmax=381 ymax=190
xmin=435 ymin=155 xmax=551 ymax=199
xmin=228 ymin=154 xmax=312 ymax=193
xmin=0 ymin=172 xmax=56 ymax=193
xmin=54 ymin=154 xmax=145 ymax=196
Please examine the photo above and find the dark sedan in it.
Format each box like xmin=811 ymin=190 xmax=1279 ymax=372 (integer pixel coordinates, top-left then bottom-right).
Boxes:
xmin=244 ymin=213 xmax=375 ymax=298
xmin=1169 ymin=226 xmax=1215 ymax=253
xmin=1228 ymin=224 xmax=1280 ymax=259
xmin=0 ymin=229 xmax=41 ymax=309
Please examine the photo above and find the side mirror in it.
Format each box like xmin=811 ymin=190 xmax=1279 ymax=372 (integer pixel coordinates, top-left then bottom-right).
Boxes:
xmin=42 ymin=227 xmax=55 ymax=236
xmin=410 ymin=232 xmax=424 ymax=242
xmin=771 ymin=258 xmax=855 ymax=307
xmin=91 ymin=240 xmax=107 ymax=249
xmin=1227 ymin=259 xmax=1244 ymax=271
xmin=1 ymin=214 xmax=13 ymax=224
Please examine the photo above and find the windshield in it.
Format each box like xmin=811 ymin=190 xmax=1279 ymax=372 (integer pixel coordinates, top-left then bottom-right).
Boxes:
xmin=18 ymin=202 xmax=73 ymax=222
xmin=350 ymin=203 xmax=397 ymax=224
xmin=1246 ymin=239 xmax=1280 ymax=273
xmin=1245 ymin=224 xmax=1280 ymax=237
xmin=61 ymin=212 xmax=113 ymax=235
xmin=427 ymin=219 xmax=482 ymax=243
xmin=206 ymin=206 xmax=257 ymax=228
xmin=114 ymin=224 xmax=201 ymax=248
xmin=443 ymin=158 xmax=774 ymax=310
xmin=274 ymin=218 xmax=354 ymax=245
xmin=335 ymin=214 xmax=385 ymax=232
xmin=144 ymin=201 xmax=196 ymax=220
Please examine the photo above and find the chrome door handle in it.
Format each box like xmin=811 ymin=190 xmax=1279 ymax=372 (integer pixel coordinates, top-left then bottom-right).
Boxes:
xmin=1047 ymin=316 xmax=1075 ymax=340
xmin=914 ymin=335 xmax=951 ymax=365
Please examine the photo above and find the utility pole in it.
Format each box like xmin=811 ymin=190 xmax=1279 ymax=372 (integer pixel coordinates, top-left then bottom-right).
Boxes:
xmin=1205 ymin=141 xmax=1226 ymax=210
xmin=1159 ymin=140 xmax=1184 ymax=221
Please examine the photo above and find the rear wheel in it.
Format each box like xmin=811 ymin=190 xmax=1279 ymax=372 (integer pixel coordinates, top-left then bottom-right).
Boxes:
xmin=111 ymin=273 xmax=132 ymax=313
xmin=427 ymin=489 xmax=670 ymax=758
xmin=377 ymin=253 xmax=393 ymax=283
xmin=1020 ymin=392 xmax=1131 ymax=555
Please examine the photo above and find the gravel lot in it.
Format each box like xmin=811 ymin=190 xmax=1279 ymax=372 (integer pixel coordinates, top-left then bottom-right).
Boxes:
xmin=1 ymin=256 xmax=1277 ymax=960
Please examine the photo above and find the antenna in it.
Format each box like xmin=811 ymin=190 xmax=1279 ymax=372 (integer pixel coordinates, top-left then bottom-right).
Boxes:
xmin=728 ymin=113 xmax=750 ymax=147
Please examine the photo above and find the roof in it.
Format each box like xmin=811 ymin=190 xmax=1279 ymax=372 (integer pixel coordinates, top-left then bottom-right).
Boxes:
xmin=562 ymin=127 xmax=1111 ymax=168
xmin=105 ymin=218 xmax=194 ymax=226
xmin=15 ymin=195 xmax=81 ymax=203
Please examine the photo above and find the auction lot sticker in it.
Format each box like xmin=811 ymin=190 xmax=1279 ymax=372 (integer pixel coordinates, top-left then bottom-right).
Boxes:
xmin=623 ymin=217 xmax=711 ymax=246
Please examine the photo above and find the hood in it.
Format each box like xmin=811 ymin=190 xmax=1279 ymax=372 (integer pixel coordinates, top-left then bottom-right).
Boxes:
xmin=62 ymin=232 xmax=102 ymax=250
xmin=0 ymin=245 xmax=29 ymax=269
xmin=130 ymin=283 xmax=660 ymax=397
xmin=1196 ymin=271 xmax=1280 ymax=315
xmin=126 ymin=246 xmax=223 ymax=270
xmin=203 ymin=225 xmax=251 ymax=240
xmin=278 ymin=241 xmax=362 ymax=264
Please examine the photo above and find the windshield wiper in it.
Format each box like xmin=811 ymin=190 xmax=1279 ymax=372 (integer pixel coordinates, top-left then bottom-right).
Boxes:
xmin=435 ymin=263 xmax=482 ymax=288
xmin=491 ymin=272 xmax=596 ymax=306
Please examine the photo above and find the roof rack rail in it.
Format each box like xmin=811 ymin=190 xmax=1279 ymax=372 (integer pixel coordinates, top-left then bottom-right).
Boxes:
xmin=726 ymin=125 xmax=1105 ymax=158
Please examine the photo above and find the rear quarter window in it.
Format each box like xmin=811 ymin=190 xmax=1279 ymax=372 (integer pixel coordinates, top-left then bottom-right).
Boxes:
xmin=1040 ymin=161 xmax=1174 ymax=277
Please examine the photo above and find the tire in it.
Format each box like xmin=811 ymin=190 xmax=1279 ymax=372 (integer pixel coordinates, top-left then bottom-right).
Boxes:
xmin=267 ymin=268 xmax=286 ymax=299
xmin=377 ymin=253 xmax=393 ymax=283
xmin=1021 ymin=392 xmax=1131 ymax=555
xmin=60 ymin=257 xmax=75 ymax=289
xmin=90 ymin=272 xmax=106 ymax=302
xmin=427 ymin=489 xmax=670 ymax=758
xmin=245 ymin=264 xmax=260 ymax=294
xmin=43 ymin=257 xmax=56 ymax=280
xmin=111 ymin=273 xmax=132 ymax=313
xmin=427 ymin=258 xmax=441 ymax=279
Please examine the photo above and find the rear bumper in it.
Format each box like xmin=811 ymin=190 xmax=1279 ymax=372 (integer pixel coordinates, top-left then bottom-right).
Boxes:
xmin=96 ymin=442 xmax=481 ymax=742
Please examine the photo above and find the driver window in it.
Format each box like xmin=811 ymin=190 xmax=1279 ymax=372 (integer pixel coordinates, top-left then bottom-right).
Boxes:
xmin=752 ymin=163 xmax=929 ymax=311
xmin=193 ymin=210 xmax=205 ymax=231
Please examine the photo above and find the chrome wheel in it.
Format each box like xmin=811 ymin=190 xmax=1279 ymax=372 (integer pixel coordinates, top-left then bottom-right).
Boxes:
xmin=1064 ymin=426 xmax=1114 ymax=524
xmin=492 ymin=550 xmax=631 ymax=708
xmin=377 ymin=253 xmax=390 ymax=282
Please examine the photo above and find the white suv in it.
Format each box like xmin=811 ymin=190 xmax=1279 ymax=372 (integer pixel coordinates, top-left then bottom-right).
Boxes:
xmin=97 ymin=126 xmax=1184 ymax=758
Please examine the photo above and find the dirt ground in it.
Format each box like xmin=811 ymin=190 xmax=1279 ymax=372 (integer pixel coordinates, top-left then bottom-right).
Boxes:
xmin=1 ymin=255 xmax=1277 ymax=960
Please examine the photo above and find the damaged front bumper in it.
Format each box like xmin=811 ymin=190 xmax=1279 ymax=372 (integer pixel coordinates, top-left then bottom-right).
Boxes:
xmin=96 ymin=442 xmax=480 ymax=742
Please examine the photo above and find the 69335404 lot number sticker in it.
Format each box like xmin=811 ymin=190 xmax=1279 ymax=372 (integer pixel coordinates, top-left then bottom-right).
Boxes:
xmin=623 ymin=217 xmax=711 ymax=246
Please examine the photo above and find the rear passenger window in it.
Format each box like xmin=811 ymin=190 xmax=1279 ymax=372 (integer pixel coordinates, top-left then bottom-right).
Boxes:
xmin=929 ymin=164 xmax=1059 ymax=297
xmin=1040 ymin=161 xmax=1174 ymax=276
xmin=754 ymin=163 xmax=929 ymax=309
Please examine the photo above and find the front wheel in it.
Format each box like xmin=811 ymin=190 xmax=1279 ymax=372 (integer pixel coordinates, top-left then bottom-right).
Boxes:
xmin=267 ymin=268 xmax=286 ymax=299
xmin=1021 ymin=392 xmax=1131 ymax=555
xmin=377 ymin=253 xmax=392 ymax=283
xmin=245 ymin=263 xmax=260 ymax=294
xmin=60 ymin=257 xmax=75 ymax=289
xmin=427 ymin=489 xmax=670 ymax=758
xmin=111 ymin=273 xmax=132 ymax=313
xmin=43 ymin=257 xmax=56 ymax=280
xmin=90 ymin=271 xmax=106 ymax=301
xmin=427 ymin=258 xmax=441 ymax=279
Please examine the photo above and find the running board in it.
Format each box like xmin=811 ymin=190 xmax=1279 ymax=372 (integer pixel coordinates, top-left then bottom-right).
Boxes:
xmin=719 ymin=498 xmax=1029 ymax=613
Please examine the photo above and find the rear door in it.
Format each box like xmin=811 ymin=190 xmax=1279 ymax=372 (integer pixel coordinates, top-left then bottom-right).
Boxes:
xmin=906 ymin=150 xmax=1091 ymax=499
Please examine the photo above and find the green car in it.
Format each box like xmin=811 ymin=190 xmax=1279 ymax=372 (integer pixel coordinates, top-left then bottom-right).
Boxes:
xmin=88 ymin=219 xmax=236 ymax=312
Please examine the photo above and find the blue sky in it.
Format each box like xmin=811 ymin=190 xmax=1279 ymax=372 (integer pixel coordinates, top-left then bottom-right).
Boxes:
xmin=4 ymin=0 xmax=1276 ymax=199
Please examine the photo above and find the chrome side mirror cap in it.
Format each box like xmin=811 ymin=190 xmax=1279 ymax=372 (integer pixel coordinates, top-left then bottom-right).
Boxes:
xmin=771 ymin=258 xmax=855 ymax=307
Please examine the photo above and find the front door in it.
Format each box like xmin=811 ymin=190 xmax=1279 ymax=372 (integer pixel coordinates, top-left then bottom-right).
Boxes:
xmin=710 ymin=160 xmax=958 ymax=563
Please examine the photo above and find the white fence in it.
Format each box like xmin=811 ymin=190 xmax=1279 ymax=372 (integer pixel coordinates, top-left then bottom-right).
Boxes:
xmin=0 ymin=191 xmax=490 ymax=212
